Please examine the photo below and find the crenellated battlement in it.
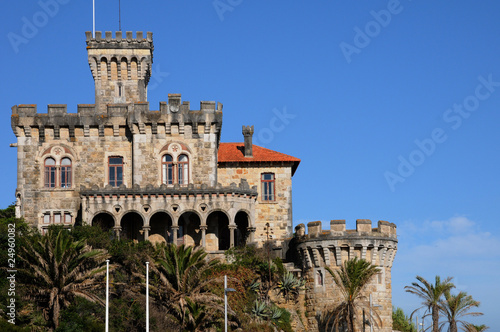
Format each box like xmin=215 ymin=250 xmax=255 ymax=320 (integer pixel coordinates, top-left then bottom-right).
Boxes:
xmin=85 ymin=31 xmax=153 ymax=48
xmin=11 ymin=94 xmax=223 ymax=139
xmin=295 ymin=219 xmax=397 ymax=240
xmin=293 ymin=219 xmax=397 ymax=270
xmin=292 ymin=219 xmax=398 ymax=331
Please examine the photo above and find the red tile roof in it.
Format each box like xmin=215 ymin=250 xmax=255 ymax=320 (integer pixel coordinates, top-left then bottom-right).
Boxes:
xmin=218 ymin=143 xmax=300 ymax=175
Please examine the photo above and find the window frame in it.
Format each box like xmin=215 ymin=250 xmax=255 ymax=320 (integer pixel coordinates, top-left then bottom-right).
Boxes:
xmin=177 ymin=154 xmax=189 ymax=185
xmin=261 ymin=173 xmax=275 ymax=202
xmin=162 ymin=154 xmax=174 ymax=185
xmin=108 ymin=156 xmax=124 ymax=187
xmin=60 ymin=157 xmax=72 ymax=188
xmin=44 ymin=158 xmax=56 ymax=188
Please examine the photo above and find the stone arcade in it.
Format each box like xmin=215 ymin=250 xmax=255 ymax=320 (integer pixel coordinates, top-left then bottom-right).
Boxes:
xmin=11 ymin=31 xmax=397 ymax=332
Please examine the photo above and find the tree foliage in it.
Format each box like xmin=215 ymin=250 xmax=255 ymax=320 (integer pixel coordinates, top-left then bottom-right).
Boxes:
xmin=325 ymin=257 xmax=380 ymax=332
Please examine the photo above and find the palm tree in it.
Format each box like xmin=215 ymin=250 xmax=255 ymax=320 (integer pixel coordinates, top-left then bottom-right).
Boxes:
xmin=18 ymin=228 xmax=110 ymax=330
xmin=464 ymin=324 xmax=489 ymax=332
xmin=404 ymin=275 xmax=455 ymax=332
xmin=149 ymin=243 xmax=227 ymax=330
xmin=325 ymin=257 xmax=380 ymax=332
xmin=439 ymin=291 xmax=482 ymax=332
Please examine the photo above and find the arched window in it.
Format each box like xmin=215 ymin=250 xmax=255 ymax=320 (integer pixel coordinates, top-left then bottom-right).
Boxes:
xmin=60 ymin=158 xmax=72 ymax=188
xmin=44 ymin=158 xmax=56 ymax=188
xmin=177 ymin=154 xmax=189 ymax=185
xmin=162 ymin=154 xmax=174 ymax=185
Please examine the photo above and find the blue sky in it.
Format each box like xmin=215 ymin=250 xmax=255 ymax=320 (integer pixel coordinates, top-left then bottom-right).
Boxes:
xmin=2 ymin=0 xmax=500 ymax=328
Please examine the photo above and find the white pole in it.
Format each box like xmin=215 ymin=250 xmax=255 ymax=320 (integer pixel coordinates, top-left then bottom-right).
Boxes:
xmin=92 ymin=0 xmax=95 ymax=37
xmin=146 ymin=262 xmax=149 ymax=332
xmin=105 ymin=259 xmax=109 ymax=332
xmin=369 ymin=294 xmax=373 ymax=332
xmin=224 ymin=275 xmax=228 ymax=332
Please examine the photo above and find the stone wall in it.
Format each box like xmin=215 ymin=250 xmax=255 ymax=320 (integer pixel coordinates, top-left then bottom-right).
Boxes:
xmin=292 ymin=219 xmax=397 ymax=332
xmin=217 ymin=164 xmax=294 ymax=245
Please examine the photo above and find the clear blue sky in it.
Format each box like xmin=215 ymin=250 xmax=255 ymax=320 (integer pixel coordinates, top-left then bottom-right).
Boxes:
xmin=2 ymin=0 xmax=500 ymax=328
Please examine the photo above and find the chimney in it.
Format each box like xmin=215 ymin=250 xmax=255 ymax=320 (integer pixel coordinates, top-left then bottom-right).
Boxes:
xmin=242 ymin=125 xmax=254 ymax=158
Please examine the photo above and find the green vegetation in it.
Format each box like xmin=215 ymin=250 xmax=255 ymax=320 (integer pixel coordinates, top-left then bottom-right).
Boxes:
xmin=405 ymin=275 xmax=485 ymax=332
xmin=392 ymin=307 xmax=417 ymax=332
xmin=324 ymin=257 xmax=380 ymax=332
xmin=0 ymin=206 xmax=295 ymax=331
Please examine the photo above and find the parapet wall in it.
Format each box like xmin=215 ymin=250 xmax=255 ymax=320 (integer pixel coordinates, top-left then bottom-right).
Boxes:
xmin=11 ymin=94 xmax=223 ymax=139
xmin=293 ymin=219 xmax=397 ymax=332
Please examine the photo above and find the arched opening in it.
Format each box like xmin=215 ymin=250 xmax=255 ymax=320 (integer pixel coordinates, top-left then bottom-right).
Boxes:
xmin=178 ymin=212 xmax=201 ymax=247
xmin=235 ymin=211 xmax=249 ymax=247
xmin=150 ymin=212 xmax=173 ymax=243
xmin=206 ymin=211 xmax=230 ymax=251
xmin=121 ymin=212 xmax=144 ymax=241
xmin=91 ymin=213 xmax=114 ymax=232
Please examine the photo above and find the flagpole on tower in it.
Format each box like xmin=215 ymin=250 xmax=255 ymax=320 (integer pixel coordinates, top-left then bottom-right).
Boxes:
xmin=92 ymin=0 xmax=95 ymax=37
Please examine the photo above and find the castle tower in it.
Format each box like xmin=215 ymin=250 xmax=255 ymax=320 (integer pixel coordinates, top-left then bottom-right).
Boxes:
xmin=85 ymin=31 xmax=154 ymax=112
xmin=292 ymin=219 xmax=397 ymax=331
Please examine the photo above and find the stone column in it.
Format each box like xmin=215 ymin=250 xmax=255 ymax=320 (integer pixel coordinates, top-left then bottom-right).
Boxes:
xmin=171 ymin=226 xmax=179 ymax=245
xmin=200 ymin=225 xmax=207 ymax=248
xmin=229 ymin=225 xmax=237 ymax=247
xmin=142 ymin=226 xmax=150 ymax=241
xmin=247 ymin=226 xmax=256 ymax=243
xmin=113 ymin=226 xmax=122 ymax=240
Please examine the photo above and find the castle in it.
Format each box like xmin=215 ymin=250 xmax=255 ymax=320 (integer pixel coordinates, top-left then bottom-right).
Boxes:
xmin=10 ymin=31 xmax=397 ymax=331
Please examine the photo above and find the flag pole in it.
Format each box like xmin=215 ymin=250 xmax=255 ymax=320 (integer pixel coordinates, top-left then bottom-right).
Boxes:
xmin=93 ymin=0 xmax=95 ymax=37
xmin=146 ymin=262 xmax=149 ymax=332
xmin=105 ymin=259 xmax=109 ymax=332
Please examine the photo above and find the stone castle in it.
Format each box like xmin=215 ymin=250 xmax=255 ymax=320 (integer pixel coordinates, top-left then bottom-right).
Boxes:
xmin=10 ymin=31 xmax=397 ymax=331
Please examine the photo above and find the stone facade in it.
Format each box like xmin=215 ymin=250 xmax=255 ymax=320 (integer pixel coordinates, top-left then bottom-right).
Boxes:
xmin=291 ymin=219 xmax=397 ymax=332
xmin=10 ymin=30 xmax=397 ymax=331
xmin=10 ymin=31 xmax=299 ymax=254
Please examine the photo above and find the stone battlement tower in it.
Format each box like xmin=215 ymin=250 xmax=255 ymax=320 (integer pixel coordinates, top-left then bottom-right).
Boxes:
xmin=291 ymin=219 xmax=397 ymax=331
xmin=86 ymin=31 xmax=154 ymax=112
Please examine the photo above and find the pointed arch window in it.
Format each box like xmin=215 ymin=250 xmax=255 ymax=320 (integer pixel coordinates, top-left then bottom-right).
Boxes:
xmin=44 ymin=158 xmax=56 ymax=188
xmin=162 ymin=154 xmax=174 ymax=185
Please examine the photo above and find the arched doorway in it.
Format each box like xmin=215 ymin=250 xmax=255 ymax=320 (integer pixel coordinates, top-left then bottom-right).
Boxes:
xmin=178 ymin=212 xmax=201 ymax=247
xmin=92 ymin=213 xmax=114 ymax=232
xmin=150 ymin=212 xmax=173 ymax=243
xmin=235 ymin=211 xmax=249 ymax=247
xmin=206 ymin=211 xmax=230 ymax=251
xmin=121 ymin=212 xmax=144 ymax=241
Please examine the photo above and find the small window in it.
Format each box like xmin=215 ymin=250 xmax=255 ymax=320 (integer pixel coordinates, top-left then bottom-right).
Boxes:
xmin=44 ymin=158 xmax=56 ymax=188
xmin=64 ymin=213 xmax=72 ymax=224
xmin=178 ymin=154 xmax=189 ymax=185
xmin=60 ymin=158 xmax=72 ymax=188
xmin=162 ymin=155 xmax=174 ymax=185
xmin=109 ymin=157 xmax=123 ymax=187
xmin=261 ymin=173 xmax=275 ymax=201
xmin=43 ymin=214 xmax=51 ymax=224
xmin=54 ymin=213 xmax=61 ymax=224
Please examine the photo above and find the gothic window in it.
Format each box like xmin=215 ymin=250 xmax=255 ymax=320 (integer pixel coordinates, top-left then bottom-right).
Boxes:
xmin=60 ymin=158 xmax=72 ymax=188
xmin=178 ymin=154 xmax=189 ymax=185
xmin=162 ymin=154 xmax=174 ymax=185
xmin=44 ymin=158 xmax=56 ymax=188
xmin=261 ymin=173 xmax=275 ymax=201
xmin=109 ymin=157 xmax=123 ymax=187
